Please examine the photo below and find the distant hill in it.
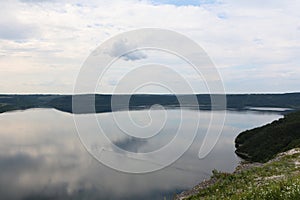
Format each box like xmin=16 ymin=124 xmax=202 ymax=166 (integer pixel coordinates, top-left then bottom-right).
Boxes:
xmin=226 ymin=93 xmax=300 ymax=110
xmin=0 ymin=94 xmax=62 ymax=113
xmin=235 ymin=110 xmax=300 ymax=162
xmin=0 ymin=93 xmax=300 ymax=114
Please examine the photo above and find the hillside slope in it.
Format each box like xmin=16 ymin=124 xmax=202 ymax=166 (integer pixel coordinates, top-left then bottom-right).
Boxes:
xmin=235 ymin=110 xmax=300 ymax=162
xmin=176 ymin=149 xmax=300 ymax=200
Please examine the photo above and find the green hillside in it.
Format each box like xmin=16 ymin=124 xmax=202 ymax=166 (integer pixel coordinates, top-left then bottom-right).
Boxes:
xmin=177 ymin=149 xmax=300 ymax=200
xmin=176 ymin=110 xmax=300 ymax=200
xmin=235 ymin=110 xmax=300 ymax=163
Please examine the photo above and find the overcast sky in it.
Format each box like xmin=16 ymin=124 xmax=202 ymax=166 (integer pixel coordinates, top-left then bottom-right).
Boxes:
xmin=0 ymin=0 xmax=299 ymax=94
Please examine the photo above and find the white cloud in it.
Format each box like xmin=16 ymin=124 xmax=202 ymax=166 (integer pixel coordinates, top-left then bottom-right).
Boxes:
xmin=106 ymin=39 xmax=148 ymax=61
xmin=0 ymin=0 xmax=299 ymax=93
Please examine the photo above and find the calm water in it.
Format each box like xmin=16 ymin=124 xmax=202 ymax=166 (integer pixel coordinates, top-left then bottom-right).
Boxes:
xmin=0 ymin=109 xmax=281 ymax=200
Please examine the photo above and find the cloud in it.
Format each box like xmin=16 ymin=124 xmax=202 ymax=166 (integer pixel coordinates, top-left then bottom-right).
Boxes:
xmin=19 ymin=0 xmax=55 ymax=2
xmin=0 ymin=0 xmax=299 ymax=93
xmin=0 ymin=23 xmax=38 ymax=40
xmin=149 ymin=0 xmax=218 ymax=6
xmin=0 ymin=1 xmax=39 ymax=41
xmin=107 ymin=39 xmax=148 ymax=61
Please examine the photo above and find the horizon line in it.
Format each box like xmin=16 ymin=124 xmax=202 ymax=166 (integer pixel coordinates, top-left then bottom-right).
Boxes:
xmin=0 ymin=92 xmax=300 ymax=96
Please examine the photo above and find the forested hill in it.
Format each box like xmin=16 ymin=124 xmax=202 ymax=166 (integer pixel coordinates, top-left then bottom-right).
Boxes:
xmin=226 ymin=93 xmax=300 ymax=109
xmin=235 ymin=110 xmax=300 ymax=162
xmin=0 ymin=93 xmax=300 ymax=114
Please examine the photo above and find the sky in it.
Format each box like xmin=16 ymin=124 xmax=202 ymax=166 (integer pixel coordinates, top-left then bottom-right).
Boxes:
xmin=0 ymin=0 xmax=299 ymax=94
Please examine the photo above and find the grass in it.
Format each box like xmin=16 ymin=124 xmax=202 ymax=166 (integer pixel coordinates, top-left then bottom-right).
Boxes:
xmin=185 ymin=149 xmax=300 ymax=200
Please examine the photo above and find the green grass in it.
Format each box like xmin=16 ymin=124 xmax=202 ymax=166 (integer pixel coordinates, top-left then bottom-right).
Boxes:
xmin=186 ymin=149 xmax=300 ymax=200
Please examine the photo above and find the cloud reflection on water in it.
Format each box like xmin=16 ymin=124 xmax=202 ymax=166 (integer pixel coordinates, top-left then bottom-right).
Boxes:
xmin=0 ymin=109 xmax=281 ymax=200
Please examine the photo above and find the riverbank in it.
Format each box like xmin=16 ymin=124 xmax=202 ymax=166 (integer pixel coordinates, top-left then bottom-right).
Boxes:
xmin=175 ymin=148 xmax=300 ymax=199
xmin=235 ymin=110 xmax=300 ymax=163
xmin=175 ymin=110 xmax=300 ymax=200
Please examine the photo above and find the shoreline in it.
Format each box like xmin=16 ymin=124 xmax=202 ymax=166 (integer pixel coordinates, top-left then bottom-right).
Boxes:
xmin=174 ymin=110 xmax=300 ymax=199
xmin=174 ymin=148 xmax=300 ymax=200
xmin=174 ymin=161 xmax=262 ymax=200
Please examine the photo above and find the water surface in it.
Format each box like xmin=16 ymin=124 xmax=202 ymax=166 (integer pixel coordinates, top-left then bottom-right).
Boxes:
xmin=0 ymin=109 xmax=281 ymax=200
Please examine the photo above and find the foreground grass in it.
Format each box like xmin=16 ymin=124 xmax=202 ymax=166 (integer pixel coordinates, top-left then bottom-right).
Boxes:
xmin=185 ymin=149 xmax=300 ymax=200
